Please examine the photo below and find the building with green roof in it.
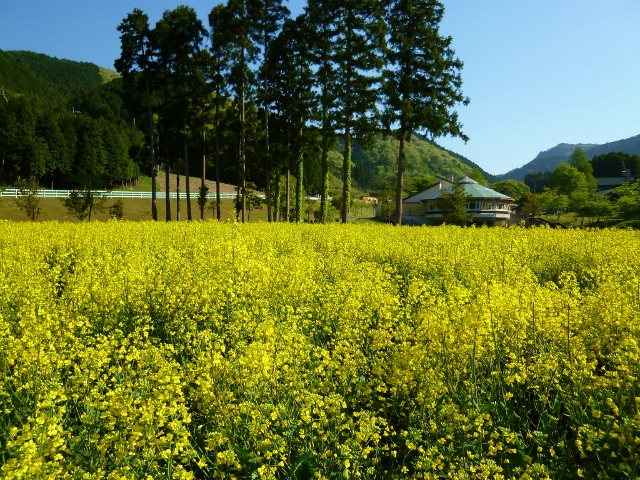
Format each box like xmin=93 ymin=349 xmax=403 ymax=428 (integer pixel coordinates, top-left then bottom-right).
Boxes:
xmin=396 ymin=176 xmax=514 ymax=226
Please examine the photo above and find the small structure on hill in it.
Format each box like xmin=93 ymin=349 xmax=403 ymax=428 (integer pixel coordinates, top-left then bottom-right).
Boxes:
xmin=596 ymin=169 xmax=635 ymax=194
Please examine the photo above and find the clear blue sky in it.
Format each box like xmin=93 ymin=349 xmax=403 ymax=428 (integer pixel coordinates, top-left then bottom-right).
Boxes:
xmin=1 ymin=0 xmax=639 ymax=176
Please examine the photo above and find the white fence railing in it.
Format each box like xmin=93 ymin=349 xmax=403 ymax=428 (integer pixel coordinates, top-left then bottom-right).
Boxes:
xmin=0 ymin=189 xmax=253 ymax=200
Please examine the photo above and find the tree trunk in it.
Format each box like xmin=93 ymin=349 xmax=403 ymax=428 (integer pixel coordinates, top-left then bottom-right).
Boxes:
xmin=215 ymin=102 xmax=221 ymax=221
xmin=146 ymin=77 xmax=157 ymax=221
xmin=265 ymin=113 xmax=272 ymax=222
xmin=286 ymin=169 xmax=290 ymax=223
xmin=237 ymin=140 xmax=242 ymax=220
xmin=342 ymin=126 xmax=351 ymax=224
xmin=296 ymin=147 xmax=304 ymax=223
xmin=320 ymin=107 xmax=329 ymax=224
xmin=165 ymin=145 xmax=171 ymax=222
xmin=183 ymin=120 xmax=192 ymax=221
xmin=319 ymin=15 xmax=331 ymax=224
xmin=264 ymin=101 xmax=272 ymax=223
xmin=395 ymin=127 xmax=407 ymax=226
xmin=201 ymin=128 xmax=206 ymax=221
xmin=274 ymin=173 xmax=281 ymax=222
xmin=176 ymin=169 xmax=180 ymax=221
xmin=240 ymin=45 xmax=247 ymax=223
xmin=341 ymin=24 xmax=353 ymax=224
xmin=261 ymin=22 xmax=273 ymax=222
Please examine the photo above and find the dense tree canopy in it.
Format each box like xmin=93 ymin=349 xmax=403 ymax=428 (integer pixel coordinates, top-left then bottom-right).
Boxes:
xmin=550 ymin=163 xmax=589 ymax=197
xmin=491 ymin=179 xmax=530 ymax=203
xmin=0 ymin=94 xmax=141 ymax=189
xmin=524 ymin=170 xmax=551 ymax=193
xmin=614 ymin=181 xmax=640 ymax=224
xmin=569 ymin=147 xmax=596 ymax=192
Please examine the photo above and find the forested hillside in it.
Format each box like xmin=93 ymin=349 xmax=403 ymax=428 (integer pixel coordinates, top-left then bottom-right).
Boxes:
xmin=0 ymin=49 xmax=143 ymax=189
xmin=7 ymin=51 xmax=104 ymax=99
xmin=351 ymin=135 xmax=494 ymax=192
xmin=0 ymin=50 xmax=67 ymax=106
xmin=0 ymin=50 xmax=107 ymax=107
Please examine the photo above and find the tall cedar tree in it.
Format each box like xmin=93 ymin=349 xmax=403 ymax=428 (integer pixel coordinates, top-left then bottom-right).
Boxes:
xmin=188 ymin=48 xmax=213 ymax=221
xmin=155 ymin=7 xmax=207 ymax=221
xmin=333 ymin=0 xmax=385 ymax=223
xmin=151 ymin=14 xmax=174 ymax=220
xmin=270 ymin=16 xmax=315 ymax=222
xmin=115 ymin=9 xmax=158 ymax=221
xmin=305 ymin=0 xmax=338 ymax=223
xmin=209 ymin=5 xmax=233 ymax=221
xmin=250 ymin=0 xmax=289 ymax=222
xmin=383 ymin=0 xmax=469 ymax=226
xmin=226 ymin=0 xmax=259 ymax=222
xmin=267 ymin=23 xmax=292 ymax=221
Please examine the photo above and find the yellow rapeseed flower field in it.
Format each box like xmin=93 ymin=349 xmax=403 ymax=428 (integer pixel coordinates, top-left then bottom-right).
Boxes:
xmin=0 ymin=221 xmax=639 ymax=479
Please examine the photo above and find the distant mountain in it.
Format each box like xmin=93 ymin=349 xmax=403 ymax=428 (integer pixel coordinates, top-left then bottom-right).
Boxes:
xmin=499 ymin=134 xmax=640 ymax=181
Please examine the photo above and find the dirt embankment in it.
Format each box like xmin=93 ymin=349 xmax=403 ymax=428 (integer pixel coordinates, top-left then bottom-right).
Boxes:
xmin=152 ymin=175 xmax=239 ymax=195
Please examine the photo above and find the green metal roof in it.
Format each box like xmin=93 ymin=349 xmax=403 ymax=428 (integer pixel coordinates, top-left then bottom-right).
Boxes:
xmin=421 ymin=177 xmax=514 ymax=201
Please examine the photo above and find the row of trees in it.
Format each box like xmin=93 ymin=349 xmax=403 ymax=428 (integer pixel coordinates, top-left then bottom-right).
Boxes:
xmin=523 ymin=151 xmax=640 ymax=194
xmin=591 ymin=151 xmax=640 ymax=178
xmin=115 ymin=0 xmax=468 ymax=224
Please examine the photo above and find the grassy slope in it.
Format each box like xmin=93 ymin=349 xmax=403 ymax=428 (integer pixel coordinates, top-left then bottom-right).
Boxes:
xmin=0 ymin=197 xmax=245 ymax=223
xmin=99 ymin=67 xmax=120 ymax=83
xmin=0 ymin=197 xmax=376 ymax=223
